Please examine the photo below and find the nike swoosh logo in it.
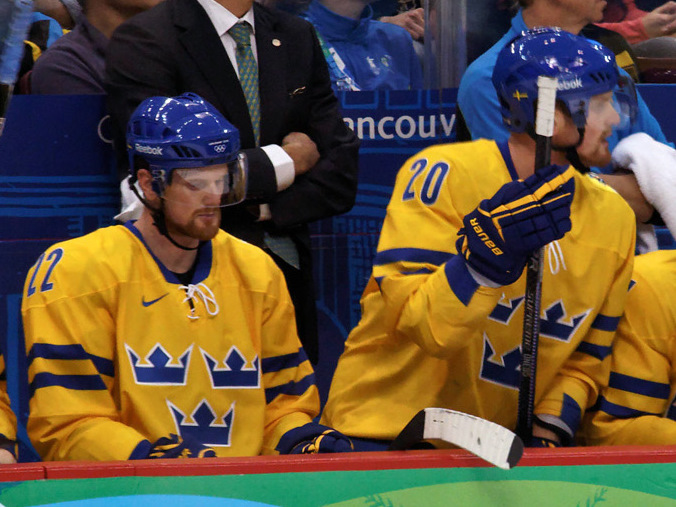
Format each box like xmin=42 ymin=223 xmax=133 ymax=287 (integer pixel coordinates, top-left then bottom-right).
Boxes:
xmin=142 ymin=293 xmax=169 ymax=307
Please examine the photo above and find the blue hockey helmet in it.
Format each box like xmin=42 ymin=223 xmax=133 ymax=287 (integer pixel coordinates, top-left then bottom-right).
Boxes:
xmin=126 ymin=93 xmax=247 ymax=206
xmin=492 ymin=27 xmax=636 ymax=134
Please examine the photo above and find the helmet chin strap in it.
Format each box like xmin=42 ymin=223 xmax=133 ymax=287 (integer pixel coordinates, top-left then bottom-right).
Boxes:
xmin=129 ymin=177 xmax=200 ymax=251
xmin=544 ymin=125 xmax=590 ymax=173
xmin=151 ymin=203 xmax=200 ymax=252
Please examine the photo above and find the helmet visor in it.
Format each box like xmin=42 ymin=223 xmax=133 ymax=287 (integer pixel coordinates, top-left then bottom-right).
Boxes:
xmin=613 ymin=75 xmax=638 ymax=131
xmin=166 ymin=153 xmax=248 ymax=207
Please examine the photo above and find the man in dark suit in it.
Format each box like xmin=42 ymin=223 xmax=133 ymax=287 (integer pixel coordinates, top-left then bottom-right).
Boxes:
xmin=105 ymin=0 xmax=360 ymax=364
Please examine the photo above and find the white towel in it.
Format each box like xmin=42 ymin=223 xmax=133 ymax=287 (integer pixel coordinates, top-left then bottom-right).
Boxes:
xmin=612 ymin=132 xmax=676 ymax=239
xmin=114 ymin=176 xmax=145 ymax=223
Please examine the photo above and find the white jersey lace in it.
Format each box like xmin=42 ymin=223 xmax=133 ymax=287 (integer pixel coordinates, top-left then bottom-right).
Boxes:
xmin=179 ymin=283 xmax=220 ymax=320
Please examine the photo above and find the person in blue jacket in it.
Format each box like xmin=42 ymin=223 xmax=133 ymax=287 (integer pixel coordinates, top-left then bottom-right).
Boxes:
xmin=302 ymin=0 xmax=423 ymax=91
xmin=458 ymin=0 xmax=670 ymax=173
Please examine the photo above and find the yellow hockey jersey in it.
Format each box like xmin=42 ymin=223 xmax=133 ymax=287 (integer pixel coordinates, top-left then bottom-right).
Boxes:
xmin=583 ymin=250 xmax=676 ymax=445
xmin=22 ymin=223 xmax=319 ymax=461
xmin=0 ymin=355 xmax=16 ymax=442
xmin=321 ymin=139 xmax=636 ymax=441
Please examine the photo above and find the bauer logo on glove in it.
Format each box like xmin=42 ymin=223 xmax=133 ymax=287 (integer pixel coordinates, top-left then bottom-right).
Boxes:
xmin=457 ymin=164 xmax=575 ymax=286
xmin=469 ymin=218 xmax=504 ymax=256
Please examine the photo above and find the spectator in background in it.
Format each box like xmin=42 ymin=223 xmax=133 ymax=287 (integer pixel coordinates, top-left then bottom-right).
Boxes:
xmin=17 ymin=0 xmax=83 ymax=91
xmin=254 ymin=0 xmax=306 ymax=14
xmin=21 ymin=93 xmax=352 ymax=461
xmin=458 ymin=0 xmax=668 ymax=165
xmin=302 ymin=0 xmax=423 ymax=91
xmin=598 ymin=0 xmax=676 ymax=45
xmin=372 ymin=0 xmax=425 ymax=42
xmin=30 ymin=0 xmax=162 ymax=94
xmin=16 ymin=8 xmax=64 ymax=93
xmin=106 ymin=0 xmax=360 ymax=365
xmin=34 ymin=0 xmax=83 ymax=30
xmin=258 ymin=0 xmax=425 ymax=42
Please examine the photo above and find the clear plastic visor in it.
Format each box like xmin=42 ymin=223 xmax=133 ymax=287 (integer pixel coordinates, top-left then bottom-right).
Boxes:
xmin=164 ymin=153 xmax=247 ymax=207
xmin=585 ymin=92 xmax=626 ymax=132
xmin=612 ymin=75 xmax=638 ymax=131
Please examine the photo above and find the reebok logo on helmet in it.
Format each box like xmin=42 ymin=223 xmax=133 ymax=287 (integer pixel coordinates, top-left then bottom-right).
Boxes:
xmin=557 ymin=78 xmax=583 ymax=91
xmin=135 ymin=144 xmax=163 ymax=156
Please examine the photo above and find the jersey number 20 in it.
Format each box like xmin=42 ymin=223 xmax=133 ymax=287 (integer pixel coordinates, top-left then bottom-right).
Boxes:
xmin=402 ymin=159 xmax=450 ymax=205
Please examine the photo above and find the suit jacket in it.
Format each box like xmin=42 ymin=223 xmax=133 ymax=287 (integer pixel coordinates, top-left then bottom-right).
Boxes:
xmin=105 ymin=1 xmax=360 ymax=362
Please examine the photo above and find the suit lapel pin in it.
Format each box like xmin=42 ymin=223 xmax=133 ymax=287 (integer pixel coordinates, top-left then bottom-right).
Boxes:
xmin=272 ymin=38 xmax=281 ymax=47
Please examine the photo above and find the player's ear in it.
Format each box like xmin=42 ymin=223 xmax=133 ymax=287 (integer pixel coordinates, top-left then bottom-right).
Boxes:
xmin=551 ymin=104 xmax=578 ymax=146
xmin=137 ymin=169 xmax=159 ymax=202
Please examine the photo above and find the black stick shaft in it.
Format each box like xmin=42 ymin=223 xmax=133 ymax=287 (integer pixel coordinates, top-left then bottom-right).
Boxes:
xmin=516 ymin=76 xmax=558 ymax=444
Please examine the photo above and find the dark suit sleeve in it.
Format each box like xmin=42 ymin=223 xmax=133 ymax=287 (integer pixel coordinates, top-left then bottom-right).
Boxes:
xmin=105 ymin=20 xmax=183 ymax=176
xmin=267 ymin=26 xmax=360 ymax=229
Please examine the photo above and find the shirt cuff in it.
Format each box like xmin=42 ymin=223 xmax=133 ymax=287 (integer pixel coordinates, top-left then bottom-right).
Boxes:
xmin=261 ymin=144 xmax=295 ymax=191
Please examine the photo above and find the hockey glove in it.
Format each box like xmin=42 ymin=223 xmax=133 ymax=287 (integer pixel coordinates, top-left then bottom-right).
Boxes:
xmin=456 ymin=164 xmax=575 ymax=286
xmin=147 ymin=433 xmax=217 ymax=459
xmin=276 ymin=423 xmax=354 ymax=454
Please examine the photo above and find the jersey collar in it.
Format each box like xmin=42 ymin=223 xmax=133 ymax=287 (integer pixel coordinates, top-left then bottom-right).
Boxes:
xmin=124 ymin=221 xmax=214 ymax=285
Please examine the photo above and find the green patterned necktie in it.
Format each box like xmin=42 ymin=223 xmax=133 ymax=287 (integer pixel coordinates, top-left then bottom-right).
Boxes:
xmin=229 ymin=22 xmax=260 ymax=146
xmin=229 ymin=22 xmax=299 ymax=269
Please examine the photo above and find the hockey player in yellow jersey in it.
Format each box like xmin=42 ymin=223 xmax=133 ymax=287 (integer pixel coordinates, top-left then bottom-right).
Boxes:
xmin=579 ymin=130 xmax=676 ymax=445
xmin=21 ymin=93 xmax=352 ymax=461
xmin=582 ymin=253 xmax=676 ymax=445
xmin=321 ymin=28 xmax=638 ymax=450
xmin=0 ymin=355 xmax=16 ymax=463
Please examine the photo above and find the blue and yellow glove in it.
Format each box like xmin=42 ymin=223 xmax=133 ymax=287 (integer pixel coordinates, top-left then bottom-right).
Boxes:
xmin=456 ymin=164 xmax=575 ymax=286
xmin=146 ymin=433 xmax=216 ymax=459
xmin=276 ymin=423 xmax=354 ymax=454
xmin=529 ymin=436 xmax=561 ymax=448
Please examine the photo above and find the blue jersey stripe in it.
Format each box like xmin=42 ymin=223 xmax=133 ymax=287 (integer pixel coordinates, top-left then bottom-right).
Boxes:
xmin=590 ymin=314 xmax=620 ymax=332
xmin=261 ymin=348 xmax=309 ymax=374
xmin=30 ymin=372 xmax=107 ymax=397
xmin=598 ymin=395 xmax=658 ymax=419
xmin=609 ymin=371 xmax=671 ymax=399
xmin=28 ymin=343 xmax=114 ymax=377
xmin=444 ymin=255 xmax=479 ymax=306
xmin=576 ymin=341 xmax=612 ymax=360
xmin=374 ymin=248 xmax=451 ymax=267
xmin=265 ymin=373 xmax=316 ymax=404
xmin=559 ymin=393 xmax=582 ymax=436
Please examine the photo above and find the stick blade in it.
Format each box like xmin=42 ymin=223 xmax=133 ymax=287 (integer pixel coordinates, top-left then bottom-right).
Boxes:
xmin=390 ymin=408 xmax=523 ymax=470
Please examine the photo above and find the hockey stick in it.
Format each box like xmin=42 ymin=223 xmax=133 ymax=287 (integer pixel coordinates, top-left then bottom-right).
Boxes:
xmin=389 ymin=408 xmax=524 ymax=470
xmin=0 ymin=0 xmax=33 ymax=136
xmin=515 ymin=75 xmax=558 ymax=444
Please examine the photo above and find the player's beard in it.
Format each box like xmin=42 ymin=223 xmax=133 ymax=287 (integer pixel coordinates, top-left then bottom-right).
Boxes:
xmin=169 ymin=207 xmax=222 ymax=242
xmin=577 ymin=130 xmax=613 ymax=168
